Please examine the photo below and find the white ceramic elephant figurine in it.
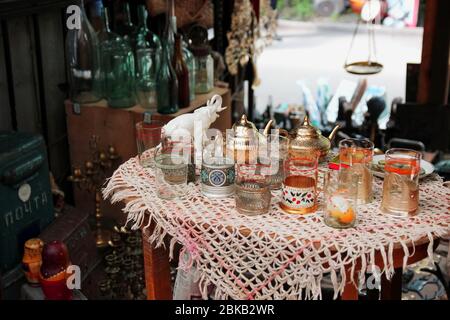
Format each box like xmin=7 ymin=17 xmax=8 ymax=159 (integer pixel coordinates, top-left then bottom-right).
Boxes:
xmin=162 ymin=94 xmax=227 ymax=165
xmin=163 ymin=94 xmax=226 ymax=137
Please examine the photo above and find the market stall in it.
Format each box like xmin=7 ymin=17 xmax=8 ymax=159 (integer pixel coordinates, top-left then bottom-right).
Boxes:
xmin=1 ymin=0 xmax=449 ymax=303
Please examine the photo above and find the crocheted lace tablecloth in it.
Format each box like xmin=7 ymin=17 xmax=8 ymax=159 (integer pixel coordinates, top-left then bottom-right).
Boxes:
xmin=103 ymin=155 xmax=450 ymax=300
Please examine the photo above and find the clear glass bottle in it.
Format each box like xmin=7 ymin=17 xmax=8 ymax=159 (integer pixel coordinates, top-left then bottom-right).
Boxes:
xmin=182 ymin=43 xmax=196 ymax=102
xmin=173 ymin=34 xmax=190 ymax=108
xmin=192 ymin=45 xmax=214 ymax=94
xmin=102 ymin=35 xmax=136 ymax=108
xmin=97 ymin=7 xmax=116 ymax=98
xmin=135 ymin=5 xmax=161 ymax=111
xmin=156 ymin=40 xmax=178 ymax=114
xmin=66 ymin=0 xmax=102 ymax=104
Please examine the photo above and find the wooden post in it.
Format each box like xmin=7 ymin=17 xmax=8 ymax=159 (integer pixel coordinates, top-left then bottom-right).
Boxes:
xmin=341 ymin=269 xmax=359 ymax=300
xmin=417 ymin=0 xmax=450 ymax=104
xmin=142 ymin=227 xmax=172 ymax=300
xmin=0 ymin=22 xmax=12 ymax=131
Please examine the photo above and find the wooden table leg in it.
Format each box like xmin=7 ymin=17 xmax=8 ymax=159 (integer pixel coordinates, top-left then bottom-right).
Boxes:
xmin=142 ymin=230 xmax=172 ymax=300
xmin=380 ymin=267 xmax=403 ymax=300
xmin=341 ymin=270 xmax=359 ymax=300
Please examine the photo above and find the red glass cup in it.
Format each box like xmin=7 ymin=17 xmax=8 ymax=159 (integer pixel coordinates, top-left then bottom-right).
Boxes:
xmin=135 ymin=120 xmax=164 ymax=168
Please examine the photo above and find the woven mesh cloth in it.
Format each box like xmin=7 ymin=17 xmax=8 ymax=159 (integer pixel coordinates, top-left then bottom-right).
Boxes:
xmin=103 ymin=152 xmax=450 ymax=300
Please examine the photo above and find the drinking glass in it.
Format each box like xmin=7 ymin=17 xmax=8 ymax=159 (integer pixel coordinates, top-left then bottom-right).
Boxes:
xmin=280 ymin=151 xmax=319 ymax=214
xmin=136 ymin=77 xmax=158 ymax=111
xmin=135 ymin=121 xmax=164 ymax=168
xmin=381 ymin=148 xmax=421 ymax=217
xmin=162 ymin=133 xmax=195 ymax=183
xmin=202 ymin=130 xmax=227 ymax=164
xmin=323 ymin=170 xmax=358 ymax=229
xmin=258 ymin=133 xmax=289 ymax=190
xmin=201 ymin=131 xmax=235 ymax=198
xmin=339 ymin=138 xmax=374 ymax=204
xmin=235 ymin=163 xmax=271 ymax=216
xmin=153 ymin=145 xmax=188 ymax=200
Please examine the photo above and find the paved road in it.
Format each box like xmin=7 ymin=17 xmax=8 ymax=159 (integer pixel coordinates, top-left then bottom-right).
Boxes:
xmin=254 ymin=20 xmax=423 ymax=114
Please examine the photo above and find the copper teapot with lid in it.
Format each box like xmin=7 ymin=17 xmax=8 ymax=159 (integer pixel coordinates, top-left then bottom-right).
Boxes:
xmin=280 ymin=115 xmax=340 ymax=160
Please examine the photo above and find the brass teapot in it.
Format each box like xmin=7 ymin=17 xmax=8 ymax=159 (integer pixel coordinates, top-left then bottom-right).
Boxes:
xmin=280 ymin=115 xmax=340 ymax=160
xmin=226 ymin=115 xmax=273 ymax=163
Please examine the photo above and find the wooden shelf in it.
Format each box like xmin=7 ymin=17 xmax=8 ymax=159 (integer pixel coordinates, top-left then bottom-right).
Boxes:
xmin=76 ymin=86 xmax=227 ymax=113
xmin=71 ymin=86 xmax=232 ymax=131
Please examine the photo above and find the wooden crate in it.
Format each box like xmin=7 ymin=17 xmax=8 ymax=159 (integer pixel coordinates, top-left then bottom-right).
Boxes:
xmin=65 ymin=87 xmax=231 ymax=223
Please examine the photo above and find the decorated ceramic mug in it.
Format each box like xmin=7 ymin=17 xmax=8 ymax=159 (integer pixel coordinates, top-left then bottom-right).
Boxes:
xmin=201 ymin=157 xmax=235 ymax=198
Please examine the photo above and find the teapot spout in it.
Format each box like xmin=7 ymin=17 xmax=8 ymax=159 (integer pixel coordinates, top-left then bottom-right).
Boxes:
xmin=263 ymin=120 xmax=274 ymax=136
xmin=328 ymin=124 xmax=340 ymax=142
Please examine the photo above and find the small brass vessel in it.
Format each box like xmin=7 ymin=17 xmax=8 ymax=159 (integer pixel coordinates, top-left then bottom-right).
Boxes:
xmin=227 ymin=115 xmax=273 ymax=163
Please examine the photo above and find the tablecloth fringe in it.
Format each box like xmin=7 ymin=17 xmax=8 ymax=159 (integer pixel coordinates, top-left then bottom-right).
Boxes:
xmin=102 ymin=162 xmax=449 ymax=300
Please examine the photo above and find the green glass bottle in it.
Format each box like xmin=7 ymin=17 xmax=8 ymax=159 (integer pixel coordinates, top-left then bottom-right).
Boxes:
xmin=135 ymin=5 xmax=161 ymax=111
xmin=97 ymin=6 xmax=115 ymax=43
xmin=163 ymin=1 xmax=176 ymax=58
xmin=156 ymin=40 xmax=178 ymax=114
xmin=115 ymin=2 xmax=137 ymax=47
xmin=102 ymin=34 xmax=136 ymax=108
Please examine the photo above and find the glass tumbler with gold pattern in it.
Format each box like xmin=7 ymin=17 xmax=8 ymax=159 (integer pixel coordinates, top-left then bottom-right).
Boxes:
xmin=154 ymin=144 xmax=188 ymax=200
xmin=381 ymin=148 xmax=421 ymax=217
xmin=339 ymin=138 xmax=374 ymax=204
xmin=258 ymin=133 xmax=289 ymax=190
xmin=235 ymin=163 xmax=272 ymax=216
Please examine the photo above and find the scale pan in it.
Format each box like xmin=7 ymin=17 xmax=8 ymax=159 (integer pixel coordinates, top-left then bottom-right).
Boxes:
xmin=344 ymin=61 xmax=383 ymax=75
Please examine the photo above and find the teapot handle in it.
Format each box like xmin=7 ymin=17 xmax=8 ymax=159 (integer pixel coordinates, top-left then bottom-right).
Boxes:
xmin=278 ymin=129 xmax=290 ymax=138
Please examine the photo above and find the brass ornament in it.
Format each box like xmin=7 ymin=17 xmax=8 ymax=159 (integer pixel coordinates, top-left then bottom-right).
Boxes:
xmin=67 ymin=135 xmax=121 ymax=248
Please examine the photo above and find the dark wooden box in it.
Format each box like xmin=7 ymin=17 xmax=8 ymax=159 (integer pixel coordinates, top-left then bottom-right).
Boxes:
xmin=0 ymin=131 xmax=55 ymax=273
xmin=0 ymin=206 xmax=100 ymax=300
xmin=40 ymin=206 xmax=99 ymax=279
